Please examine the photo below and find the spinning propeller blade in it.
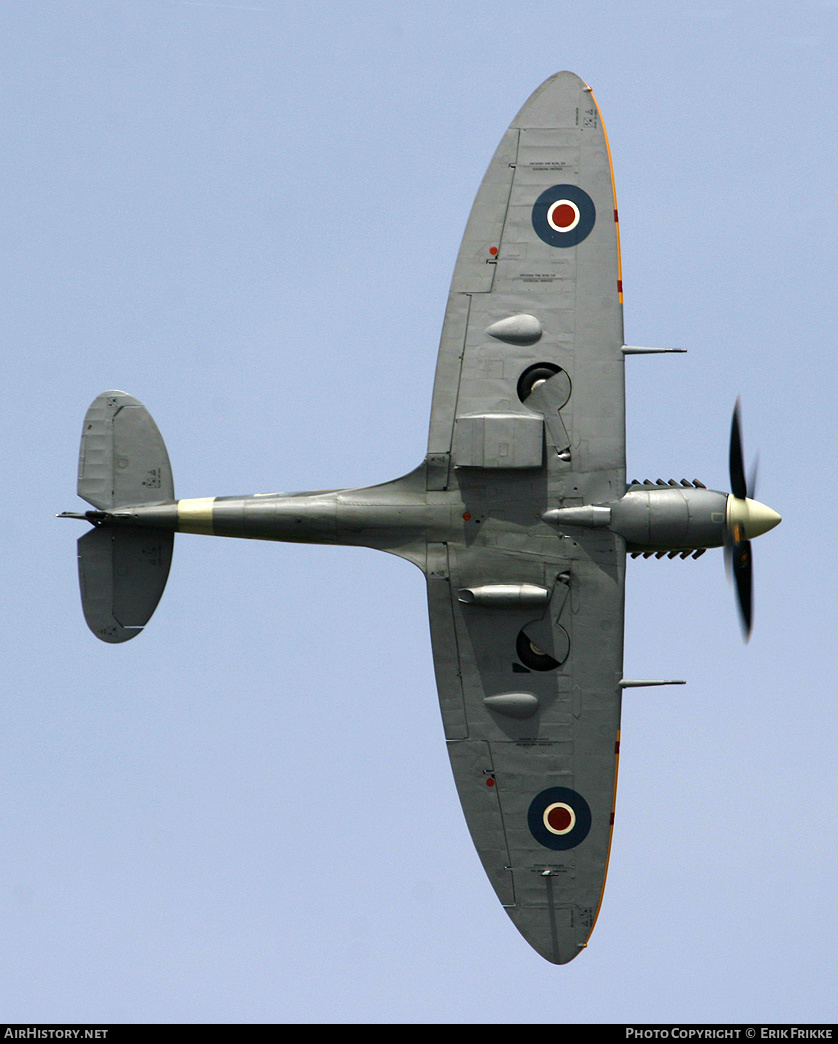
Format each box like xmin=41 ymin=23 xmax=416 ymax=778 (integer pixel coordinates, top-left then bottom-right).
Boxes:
xmin=725 ymin=400 xmax=780 ymax=640
xmin=729 ymin=398 xmax=748 ymax=501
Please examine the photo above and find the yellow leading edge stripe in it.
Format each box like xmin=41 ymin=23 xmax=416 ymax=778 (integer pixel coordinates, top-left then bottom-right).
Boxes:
xmin=177 ymin=497 xmax=215 ymax=535
xmin=589 ymin=85 xmax=624 ymax=305
xmin=586 ymin=728 xmax=621 ymax=948
xmin=580 ymin=81 xmax=623 ymax=950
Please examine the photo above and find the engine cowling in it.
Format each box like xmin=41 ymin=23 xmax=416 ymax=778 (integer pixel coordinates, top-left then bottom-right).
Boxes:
xmin=609 ymin=485 xmax=728 ymax=552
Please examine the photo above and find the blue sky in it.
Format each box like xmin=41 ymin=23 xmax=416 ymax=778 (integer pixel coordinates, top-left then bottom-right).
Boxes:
xmin=2 ymin=0 xmax=835 ymax=1024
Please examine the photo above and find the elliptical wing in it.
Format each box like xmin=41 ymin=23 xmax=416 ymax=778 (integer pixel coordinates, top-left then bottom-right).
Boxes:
xmin=425 ymin=72 xmax=626 ymax=963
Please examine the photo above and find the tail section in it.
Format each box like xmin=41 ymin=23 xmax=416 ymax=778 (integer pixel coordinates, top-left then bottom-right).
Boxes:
xmin=69 ymin=391 xmax=175 ymax=643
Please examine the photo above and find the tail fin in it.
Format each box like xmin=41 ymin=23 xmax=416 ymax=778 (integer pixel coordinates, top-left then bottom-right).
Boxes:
xmin=73 ymin=391 xmax=175 ymax=643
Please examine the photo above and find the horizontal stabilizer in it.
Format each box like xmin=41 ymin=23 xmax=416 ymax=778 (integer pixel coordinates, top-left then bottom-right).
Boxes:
xmin=78 ymin=391 xmax=174 ymax=510
xmin=77 ymin=525 xmax=174 ymax=643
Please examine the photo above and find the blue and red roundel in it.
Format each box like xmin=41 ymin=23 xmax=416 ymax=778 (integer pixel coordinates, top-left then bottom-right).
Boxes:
xmin=528 ymin=786 xmax=592 ymax=850
xmin=531 ymin=185 xmax=596 ymax=248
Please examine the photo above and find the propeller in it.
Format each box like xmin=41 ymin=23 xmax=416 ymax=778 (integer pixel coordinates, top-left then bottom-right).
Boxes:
xmin=724 ymin=399 xmax=780 ymax=640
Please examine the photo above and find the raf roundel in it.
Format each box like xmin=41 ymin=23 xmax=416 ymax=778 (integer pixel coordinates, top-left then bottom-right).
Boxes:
xmin=531 ymin=184 xmax=596 ymax=248
xmin=528 ymin=786 xmax=592 ymax=850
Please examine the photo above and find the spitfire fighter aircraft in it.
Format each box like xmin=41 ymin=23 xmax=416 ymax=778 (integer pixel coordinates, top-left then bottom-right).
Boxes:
xmin=61 ymin=72 xmax=781 ymax=964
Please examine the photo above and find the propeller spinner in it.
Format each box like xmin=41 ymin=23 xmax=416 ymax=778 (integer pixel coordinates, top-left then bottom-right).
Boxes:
xmin=725 ymin=399 xmax=781 ymax=639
